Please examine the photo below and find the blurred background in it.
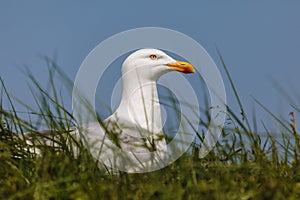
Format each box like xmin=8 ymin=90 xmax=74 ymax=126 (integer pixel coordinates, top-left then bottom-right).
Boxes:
xmin=1 ymin=1 xmax=299 ymax=133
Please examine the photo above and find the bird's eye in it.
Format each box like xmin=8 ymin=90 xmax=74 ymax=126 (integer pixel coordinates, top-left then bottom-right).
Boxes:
xmin=149 ymin=54 xmax=157 ymax=60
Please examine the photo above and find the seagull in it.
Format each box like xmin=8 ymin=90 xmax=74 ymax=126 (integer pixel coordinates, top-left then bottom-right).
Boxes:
xmin=23 ymin=48 xmax=195 ymax=173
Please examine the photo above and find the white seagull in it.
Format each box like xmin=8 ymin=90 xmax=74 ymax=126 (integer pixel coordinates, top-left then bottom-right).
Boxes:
xmin=23 ymin=48 xmax=195 ymax=173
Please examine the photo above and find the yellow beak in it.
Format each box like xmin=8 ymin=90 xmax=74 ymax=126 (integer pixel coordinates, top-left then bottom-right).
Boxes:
xmin=165 ymin=60 xmax=195 ymax=74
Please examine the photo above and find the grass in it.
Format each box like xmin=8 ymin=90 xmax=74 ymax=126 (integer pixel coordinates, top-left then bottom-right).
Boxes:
xmin=1 ymin=56 xmax=300 ymax=199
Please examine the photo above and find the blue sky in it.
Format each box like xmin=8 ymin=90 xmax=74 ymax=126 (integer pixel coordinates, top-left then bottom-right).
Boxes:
xmin=1 ymin=1 xmax=300 ymax=132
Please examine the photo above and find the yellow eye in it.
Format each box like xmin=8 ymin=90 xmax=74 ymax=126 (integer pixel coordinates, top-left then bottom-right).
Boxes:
xmin=149 ymin=54 xmax=157 ymax=60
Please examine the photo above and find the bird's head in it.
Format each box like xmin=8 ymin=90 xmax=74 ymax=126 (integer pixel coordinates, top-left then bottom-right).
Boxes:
xmin=122 ymin=49 xmax=195 ymax=81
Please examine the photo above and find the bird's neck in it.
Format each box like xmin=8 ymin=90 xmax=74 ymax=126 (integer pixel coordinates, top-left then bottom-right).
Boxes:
xmin=116 ymin=72 xmax=163 ymax=135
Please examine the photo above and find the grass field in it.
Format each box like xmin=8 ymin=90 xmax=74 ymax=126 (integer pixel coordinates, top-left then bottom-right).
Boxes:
xmin=1 ymin=57 xmax=300 ymax=200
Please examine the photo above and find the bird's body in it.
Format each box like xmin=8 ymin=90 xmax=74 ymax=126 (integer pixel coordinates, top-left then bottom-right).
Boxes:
xmin=23 ymin=49 xmax=195 ymax=173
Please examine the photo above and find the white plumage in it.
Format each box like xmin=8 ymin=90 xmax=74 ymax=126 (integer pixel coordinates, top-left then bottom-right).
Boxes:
xmin=24 ymin=48 xmax=195 ymax=173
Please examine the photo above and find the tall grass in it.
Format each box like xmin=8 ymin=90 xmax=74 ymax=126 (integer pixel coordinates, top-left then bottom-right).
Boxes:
xmin=1 ymin=56 xmax=300 ymax=199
